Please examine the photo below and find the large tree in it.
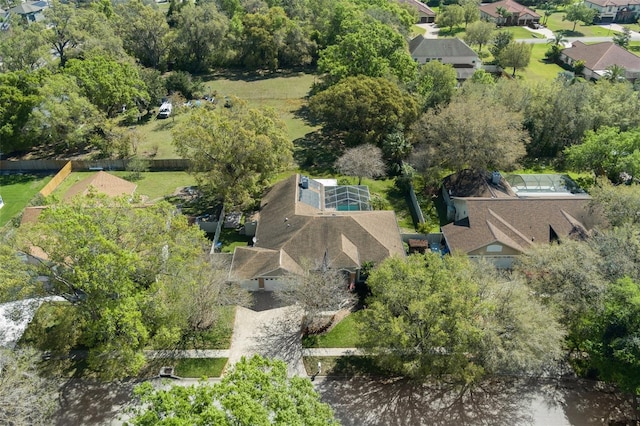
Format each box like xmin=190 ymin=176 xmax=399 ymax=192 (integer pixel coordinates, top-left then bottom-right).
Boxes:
xmin=17 ymin=196 xmax=244 ymax=379
xmin=115 ymin=0 xmax=173 ymax=70
xmin=410 ymin=94 xmax=529 ymax=174
xmin=359 ymin=254 xmax=564 ymax=384
xmin=64 ymin=55 xmax=149 ymax=117
xmin=498 ymin=41 xmax=532 ymax=77
xmin=565 ymin=126 xmax=640 ymax=183
xmin=0 ymin=348 xmax=59 ymax=425
xmin=309 ymin=76 xmax=418 ymax=148
xmin=436 ymin=4 xmax=464 ymax=33
xmin=415 ymin=60 xmax=458 ymax=110
xmin=0 ymin=70 xmax=42 ymax=153
xmin=0 ymin=19 xmax=48 ymax=72
xmin=563 ymin=3 xmax=597 ymax=32
xmin=463 ymin=20 xmax=495 ymax=52
xmin=173 ymin=103 xmax=293 ymax=209
xmin=317 ymin=19 xmax=417 ymax=85
xmin=334 ymin=144 xmax=386 ymax=184
xmin=130 ymin=355 xmax=338 ymax=425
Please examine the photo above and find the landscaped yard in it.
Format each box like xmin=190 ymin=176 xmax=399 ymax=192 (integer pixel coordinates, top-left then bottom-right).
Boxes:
xmin=0 ymin=174 xmax=52 ymax=227
xmin=302 ymin=310 xmax=364 ymax=348
xmin=520 ymin=43 xmax=566 ymax=81
xmin=542 ymin=11 xmax=619 ymax=37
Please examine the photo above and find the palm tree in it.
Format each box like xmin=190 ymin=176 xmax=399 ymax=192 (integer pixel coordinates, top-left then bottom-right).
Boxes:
xmin=604 ymin=64 xmax=627 ymax=82
xmin=547 ymin=31 xmax=567 ymax=46
xmin=496 ymin=6 xmax=510 ymax=25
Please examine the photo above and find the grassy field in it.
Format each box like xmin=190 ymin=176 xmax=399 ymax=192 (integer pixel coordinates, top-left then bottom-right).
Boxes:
xmin=130 ymin=72 xmax=319 ymax=160
xmin=519 ymin=43 xmax=566 ymax=81
xmin=49 ymin=171 xmax=196 ymax=202
xmin=0 ymin=174 xmax=52 ymax=227
xmin=302 ymin=310 xmax=364 ymax=348
xmin=543 ymin=11 xmax=619 ymax=37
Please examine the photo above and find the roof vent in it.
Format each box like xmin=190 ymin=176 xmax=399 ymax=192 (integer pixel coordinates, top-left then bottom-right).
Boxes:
xmin=491 ymin=171 xmax=501 ymax=186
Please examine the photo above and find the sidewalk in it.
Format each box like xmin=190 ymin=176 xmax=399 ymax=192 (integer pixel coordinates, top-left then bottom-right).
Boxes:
xmin=302 ymin=348 xmax=365 ymax=356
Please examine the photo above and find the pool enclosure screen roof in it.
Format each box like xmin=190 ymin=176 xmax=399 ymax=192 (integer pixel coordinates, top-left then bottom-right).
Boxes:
xmin=505 ymin=174 xmax=584 ymax=196
xmin=324 ymin=185 xmax=371 ymax=211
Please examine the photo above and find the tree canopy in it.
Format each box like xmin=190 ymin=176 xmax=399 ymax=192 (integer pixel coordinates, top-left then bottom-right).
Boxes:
xmin=410 ymin=93 xmax=529 ymax=174
xmin=335 ymin=144 xmax=386 ymax=184
xmin=358 ymin=254 xmax=564 ymax=384
xmin=309 ymin=76 xmax=418 ymax=148
xmin=130 ymin=355 xmax=338 ymax=425
xmin=16 ymin=195 xmax=245 ymax=379
xmin=173 ymin=103 xmax=293 ymax=209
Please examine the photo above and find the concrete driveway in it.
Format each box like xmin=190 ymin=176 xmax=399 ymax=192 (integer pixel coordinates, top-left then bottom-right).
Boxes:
xmin=227 ymin=305 xmax=307 ymax=377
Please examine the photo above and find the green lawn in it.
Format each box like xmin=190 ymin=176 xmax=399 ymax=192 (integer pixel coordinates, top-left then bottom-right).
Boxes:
xmin=218 ymin=227 xmax=252 ymax=253
xmin=174 ymin=358 xmax=227 ymax=378
xmin=543 ymin=11 xmax=619 ymax=37
xmin=303 ymin=356 xmax=380 ymax=376
xmin=49 ymin=171 xmax=196 ymax=202
xmin=302 ymin=310 xmax=364 ymax=348
xmin=519 ymin=44 xmax=566 ymax=81
xmin=0 ymin=174 xmax=52 ymax=227
xmin=171 ymin=306 xmax=237 ymax=350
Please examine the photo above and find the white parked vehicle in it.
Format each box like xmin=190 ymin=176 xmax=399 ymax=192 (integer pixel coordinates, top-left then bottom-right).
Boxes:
xmin=158 ymin=102 xmax=172 ymax=118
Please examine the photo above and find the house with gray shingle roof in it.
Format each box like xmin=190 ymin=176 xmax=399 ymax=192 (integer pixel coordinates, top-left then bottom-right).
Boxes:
xmin=229 ymin=174 xmax=405 ymax=291
xmin=560 ymin=41 xmax=640 ymax=81
xmin=9 ymin=0 xmax=48 ymax=24
xmin=584 ymin=0 xmax=640 ymax=23
xmin=409 ymin=36 xmax=481 ymax=80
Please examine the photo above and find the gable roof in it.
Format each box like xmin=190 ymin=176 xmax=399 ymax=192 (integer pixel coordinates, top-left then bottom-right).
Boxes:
xmin=585 ymin=0 xmax=640 ymax=7
xmin=480 ymin=0 xmax=540 ymax=18
xmin=9 ymin=1 xmax=46 ymax=14
xmin=409 ymin=36 xmax=478 ymax=59
xmin=441 ymin=197 xmax=592 ymax=255
xmin=229 ymin=175 xmax=405 ymax=280
xmin=64 ymin=171 xmax=137 ymax=201
xmin=562 ymin=41 xmax=640 ymax=72
xmin=397 ymin=0 xmax=436 ymax=16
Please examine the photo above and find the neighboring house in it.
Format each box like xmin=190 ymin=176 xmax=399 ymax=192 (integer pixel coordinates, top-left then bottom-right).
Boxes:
xmin=584 ymin=0 xmax=640 ymax=23
xmin=229 ymin=174 xmax=405 ymax=291
xmin=9 ymin=0 xmax=48 ymax=24
xmin=479 ymin=0 xmax=540 ymax=26
xmin=440 ymin=171 xmax=594 ymax=268
xmin=409 ymin=36 xmax=481 ymax=80
xmin=397 ymin=0 xmax=436 ymax=23
xmin=560 ymin=41 xmax=640 ymax=81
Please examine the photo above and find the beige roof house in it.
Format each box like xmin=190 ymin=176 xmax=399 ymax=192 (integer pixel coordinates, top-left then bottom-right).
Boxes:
xmin=480 ymin=0 xmax=540 ymax=26
xmin=64 ymin=171 xmax=137 ymax=201
xmin=229 ymin=175 xmax=405 ymax=290
xmin=560 ymin=41 xmax=640 ymax=81
xmin=440 ymin=172 xmax=595 ymax=268
xmin=584 ymin=0 xmax=640 ymax=23
xmin=409 ymin=36 xmax=481 ymax=80
xmin=397 ymin=0 xmax=436 ymax=23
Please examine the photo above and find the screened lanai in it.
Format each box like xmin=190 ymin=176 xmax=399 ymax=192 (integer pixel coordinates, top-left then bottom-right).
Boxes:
xmin=505 ymin=174 xmax=584 ymax=196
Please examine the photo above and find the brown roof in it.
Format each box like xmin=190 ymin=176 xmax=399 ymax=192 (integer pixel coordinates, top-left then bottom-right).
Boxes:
xmin=562 ymin=41 xmax=640 ymax=72
xmin=230 ymin=175 xmax=405 ymax=280
xmin=585 ymin=0 xmax=640 ymax=7
xmin=480 ymin=0 xmax=540 ymax=19
xmin=64 ymin=171 xmax=137 ymax=201
xmin=441 ymin=197 xmax=593 ymax=255
xmin=397 ymin=0 xmax=436 ymax=16
xmin=443 ymin=170 xmax=516 ymax=198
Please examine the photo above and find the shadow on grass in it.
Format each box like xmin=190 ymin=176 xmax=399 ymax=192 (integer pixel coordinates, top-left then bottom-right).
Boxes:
xmin=0 ymin=173 xmax=43 ymax=185
xmin=293 ymin=130 xmax=344 ymax=175
xmin=199 ymin=67 xmax=315 ymax=83
xmin=437 ymin=27 xmax=466 ymax=37
xmin=560 ymin=30 xmax=585 ymax=37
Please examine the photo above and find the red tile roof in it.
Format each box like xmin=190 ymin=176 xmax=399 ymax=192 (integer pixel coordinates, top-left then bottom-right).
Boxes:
xmin=480 ymin=0 xmax=540 ymax=19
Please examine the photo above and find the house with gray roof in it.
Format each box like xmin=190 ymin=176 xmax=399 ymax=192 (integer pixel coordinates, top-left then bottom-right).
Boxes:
xmin=560 ymin=41 xmax=640 ymax=81
xmin=440 ymin=171 xmax=595 ymax=268
xmin=9 ymin=0 xmax=48 ymax=24
xmin=229 ymin=174 xmax=405 ymax=291
xmin=584 ymin=0 xmax=640 ymax=23
xmin=397 ymin=0 xmax=436 ymax=23
xmin=409 ymin=36 xmax=481 ymax=80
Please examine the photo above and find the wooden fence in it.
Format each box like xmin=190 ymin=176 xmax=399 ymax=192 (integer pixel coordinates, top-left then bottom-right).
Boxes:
xmin=0 ymin=159 xmax=191 ymax=172
xmin=39 ymin=161 xmax=72 ymax=197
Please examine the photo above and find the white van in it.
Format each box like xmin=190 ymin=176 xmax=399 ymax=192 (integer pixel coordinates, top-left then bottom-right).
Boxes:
xmin=158 ymin=102 xmax=172 ymax=118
